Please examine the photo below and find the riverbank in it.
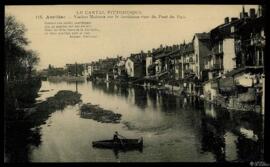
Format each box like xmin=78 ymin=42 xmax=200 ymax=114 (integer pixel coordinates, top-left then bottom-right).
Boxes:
xmin=90 ymin=79 xmax=262 ymax=114
xmin=4 ymin=89 xmax=82 ymax=162
xmin=48 ymin=76 xmax=85 ymax=82
xmin=4 ymin=77 xmax=42 ymax=162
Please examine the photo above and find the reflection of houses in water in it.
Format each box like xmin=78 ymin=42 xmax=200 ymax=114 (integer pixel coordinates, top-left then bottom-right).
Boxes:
xmin=106 ymin=82 xmax=109 ymax=90
xmin=90 ymin=81 xmax=263 ymax=162
xmin=200 ymin=115 xmax=227 ymax=162
xmin=114 ymin=84 xmax=117 ymax=92
xmin=229 ymin=111 xmax=263 ymax=161
xmin=224 ymin=131 xmax=238 ymax=161
xmin=160 ymin=93 xmax=177 ymax=111
xmin=178 ymin=96 xmax=200 ymax=109
xmin=134 ymin=86 xmax=147 ymax=109
xmin=204 ymin=102 xmax=217 ymax=119
xmin=239 ymin=128 xmax=258 ymax=141
xmin=175 ymin=97 xmax=182 ymax=109
xmin=146 ymin=89 xmax=158 ymax=109
xmin=118 ymin=86 xmax=129 ymax=98
xmin=92 ymin=81 xmax=120 ymax=97
xmin=146 ymin=90 xmax=154 ymax=109
xmin=200 ymin=102 xmax=263 ymax=162
xmin=235 ymin=133 xmax=262 ymax=161
xmin=127 ymin=88 xmax=135 ymax=104
xmin=99 ymin=82 xmax=114 ymax=95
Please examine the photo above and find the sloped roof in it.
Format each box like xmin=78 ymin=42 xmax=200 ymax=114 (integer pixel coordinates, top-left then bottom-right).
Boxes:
xmin=168 ymin=49 xmax=181 ymax=58
xmin=225 ymin=66 xmax=264 ymax=77
xmin=155 ymin=53 xmax=168 ymax=59
xmin=181 ymin=42 xmax=194 ymax=55
xmin=194 ymin=33 xmax=210 ymax=40
xmin=210 ymin=18 xmax=245 ymax=41
xmin=225 ymin=67 xmax=246 ymax=77
xmin=128 ymin=54 xmax=146 ymax=63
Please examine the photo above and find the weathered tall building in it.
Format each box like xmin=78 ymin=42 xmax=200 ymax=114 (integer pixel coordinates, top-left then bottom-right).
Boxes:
xmin=192 ymin=33 xmax=212 ymax=80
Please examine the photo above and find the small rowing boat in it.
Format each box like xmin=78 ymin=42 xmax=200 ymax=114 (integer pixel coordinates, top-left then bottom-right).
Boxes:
xmin=92 ymin=138 xmax=143 ymax=150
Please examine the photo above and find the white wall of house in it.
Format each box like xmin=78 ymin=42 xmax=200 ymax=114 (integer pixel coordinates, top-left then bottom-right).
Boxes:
xmin=262 ymin=76 xmax=265 ymax=115
xmin=146 ymin=56 xmax=153 ymax=76
xmin=234 ymin=73 xmax=254 ymax=87
xmin=193 ymin=36 xmax=201 ymax=78
xmin=175 ymin=67 xmax=179 ymax=77
xmin=125 ymin=59 xmax=134 ymax=77
xmin=155 ymin=60 xmax=162 ymax=74
xmin=204 ymin=103 xmax=217 ymax=118
xmin=235 ymin=72 xmax=263 ymax=87
xmin=223 ymin=38 xmax=236 ymax=73
xmin=203 ymin=81 xmax=217 ymax=101
xmin=106 ymin=73 xmax=109 ymax=82
xmin=208 ymin=72 xmax=213 ymax=80
xmin=117 ymin=60 xmax=126 ymax=76
xmin=87 ymin=65 xmax=92 ymax=76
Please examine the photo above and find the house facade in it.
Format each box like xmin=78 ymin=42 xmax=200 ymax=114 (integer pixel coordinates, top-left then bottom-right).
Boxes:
xmin=192 ymin=33 xmax=211 ymax=80
xmin=125 ymin=52 xmax=146 ymax=78
xmin=145 ymin=51 xmax=153 ymax=76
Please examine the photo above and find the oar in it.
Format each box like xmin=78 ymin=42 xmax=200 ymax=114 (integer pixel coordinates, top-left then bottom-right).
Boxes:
xmin=117 ymin=133 xmax=126 ymax=147
xmin=117 ymin=133 xmax=127 ymax=139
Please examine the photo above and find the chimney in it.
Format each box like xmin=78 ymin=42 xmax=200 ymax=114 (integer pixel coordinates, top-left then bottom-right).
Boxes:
xmin=231 ymin=17 xmax=239 ymax=22
xmin=250 ymin=8 xmax=256 ymax=18
xmin=240 ymin=5 xmax=248 ymax=19
xmin=257 ymin=5 xmax=262 ymax=17
xmin=224 ymin=17 xmax=229 ymax=24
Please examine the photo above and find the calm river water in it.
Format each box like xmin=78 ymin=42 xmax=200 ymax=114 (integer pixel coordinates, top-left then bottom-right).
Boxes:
xmin=23 ymin=80 xmax=264 ymax=162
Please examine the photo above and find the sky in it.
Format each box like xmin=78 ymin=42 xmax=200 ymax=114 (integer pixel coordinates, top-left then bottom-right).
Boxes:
xmin=5 ymin=5 xmax=258 ymax=70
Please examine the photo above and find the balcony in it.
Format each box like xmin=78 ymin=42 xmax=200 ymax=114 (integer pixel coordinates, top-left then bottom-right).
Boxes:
xmin=209 ymin=64 xmax=223 ymax=71
xmin=212 ymin=45 xmax=223 ymax=55
xmin=184 ymin=69 xmax=195 ymax=75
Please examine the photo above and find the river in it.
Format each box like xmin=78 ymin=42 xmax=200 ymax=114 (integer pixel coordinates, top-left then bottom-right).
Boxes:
xmin=10 ymin=80 xmax=264 ymax=162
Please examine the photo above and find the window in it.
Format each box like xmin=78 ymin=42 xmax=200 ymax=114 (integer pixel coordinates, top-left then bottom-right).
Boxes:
xmin=231 ymin=26 xmax=235 ymax=33
xmin=261 ymin=29 xmax=265 ymax=38
xmin=219 ymin=41 xmax=223 ymax=53
xmin=259 ymin=50 xmax=263 ymax=66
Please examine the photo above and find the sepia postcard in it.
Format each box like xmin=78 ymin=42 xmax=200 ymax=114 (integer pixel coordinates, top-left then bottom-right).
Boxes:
xmin=4 ymin=4 xmax=267 ymax=164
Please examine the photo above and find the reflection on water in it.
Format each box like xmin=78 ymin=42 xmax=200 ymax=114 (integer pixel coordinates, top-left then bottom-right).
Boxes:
xmin=113 ymin=148 xmax=143 ymax=160
xmin=5 ymin=81 xmax=264 ymax=162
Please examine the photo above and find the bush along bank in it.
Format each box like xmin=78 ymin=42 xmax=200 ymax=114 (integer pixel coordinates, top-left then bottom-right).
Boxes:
xmin=80 ymin=103 xmax=122 ymax=123
xmin=4 ymin=90 xmax=82 ymax=162
xmin=28 ymin=90 xmax=82 ymax=127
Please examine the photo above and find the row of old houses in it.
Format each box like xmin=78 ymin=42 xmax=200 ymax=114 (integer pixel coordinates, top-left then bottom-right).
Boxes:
xmin=85 ymin=6 xmax=265 ymax=113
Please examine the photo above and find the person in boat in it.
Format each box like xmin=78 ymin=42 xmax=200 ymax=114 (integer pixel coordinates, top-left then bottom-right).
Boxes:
xmin=113 ymin=131 xmax=125 ymax=146
xmin=113 ymin=131 xmax=120 ymax=143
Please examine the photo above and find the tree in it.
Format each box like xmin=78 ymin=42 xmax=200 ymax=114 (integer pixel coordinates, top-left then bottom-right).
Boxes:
xmin=23 ymin=50 xmax=40 ymax=76
xmin=5 ymin=15 xmax=28 ymax=46
xmin=5 ymin=15 xmax=39 ymax=80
